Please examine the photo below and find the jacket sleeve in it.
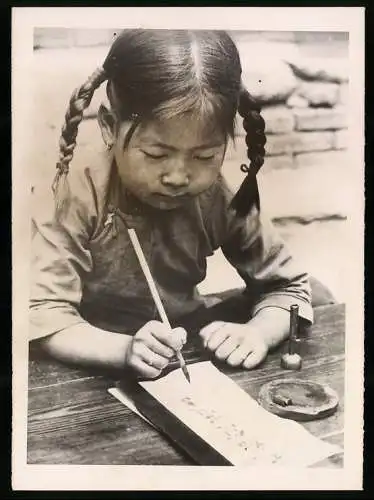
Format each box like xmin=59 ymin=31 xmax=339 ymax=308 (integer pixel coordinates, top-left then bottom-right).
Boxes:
xmin=29 ymin=169 xmax=97 ymax=341
xmin=206 ymin=178 xmax=313 ymax=324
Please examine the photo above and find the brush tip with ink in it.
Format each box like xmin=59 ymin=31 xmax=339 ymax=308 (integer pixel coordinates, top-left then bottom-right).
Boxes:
xmin=176 ymin=351 xmax=191 ymax=383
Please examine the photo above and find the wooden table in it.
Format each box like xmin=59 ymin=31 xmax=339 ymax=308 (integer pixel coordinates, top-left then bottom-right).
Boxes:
xmin=27 ymin=303 xmax=345 ymax=466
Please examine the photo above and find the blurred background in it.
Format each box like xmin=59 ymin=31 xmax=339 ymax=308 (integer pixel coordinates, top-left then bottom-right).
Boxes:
xmin=29 ymin=29 xmax=354 ymax=303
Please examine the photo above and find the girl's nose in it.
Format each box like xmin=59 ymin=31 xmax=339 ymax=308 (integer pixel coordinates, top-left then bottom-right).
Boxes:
xmin=161 ymin=168 xmax=190 ymax=190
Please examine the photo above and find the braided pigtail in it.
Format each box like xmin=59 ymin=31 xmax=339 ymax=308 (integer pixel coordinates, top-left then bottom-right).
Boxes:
xmin=52 ymin=67 xmax=108 ymax=216
xmin=230 ymin=87 xmax=266 ymax=217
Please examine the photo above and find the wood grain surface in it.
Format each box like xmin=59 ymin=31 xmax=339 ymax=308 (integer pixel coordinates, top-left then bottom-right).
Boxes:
xmin=27 ymin=304 xmax=345 ymax=466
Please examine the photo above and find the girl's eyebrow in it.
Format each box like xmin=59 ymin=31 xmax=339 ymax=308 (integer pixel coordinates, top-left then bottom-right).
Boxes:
xmin=143 ymin=141 xmax=224 ymax=151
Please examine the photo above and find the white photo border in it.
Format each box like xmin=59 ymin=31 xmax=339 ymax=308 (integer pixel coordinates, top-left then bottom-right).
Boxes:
xmin=12 ymin=6 xmax=365 ymax=491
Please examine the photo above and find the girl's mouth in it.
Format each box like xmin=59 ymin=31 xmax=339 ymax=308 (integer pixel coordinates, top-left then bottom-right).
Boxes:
xmin=155 ymin=193 xmax=191 ymax=200
xmin=150 ymin=193 xmax=193 ymax=209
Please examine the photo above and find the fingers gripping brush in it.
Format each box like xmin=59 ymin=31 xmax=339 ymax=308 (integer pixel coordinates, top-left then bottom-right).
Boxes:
xmin=127 ymin=227 xmax=191 ymax=383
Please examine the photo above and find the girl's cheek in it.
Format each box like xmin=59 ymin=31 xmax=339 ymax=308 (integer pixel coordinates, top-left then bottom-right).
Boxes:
xmin=191 ymin=167 xmax=220 ymax=191
xmin=196 ymin=161 xmax=222 ymax=178
xmin=135 ymin=165 xmax=165 ymax=189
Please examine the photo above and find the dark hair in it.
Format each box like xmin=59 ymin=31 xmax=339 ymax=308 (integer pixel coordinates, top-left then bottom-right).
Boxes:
xmin=53 ymin=29 xmax=266 ymax=217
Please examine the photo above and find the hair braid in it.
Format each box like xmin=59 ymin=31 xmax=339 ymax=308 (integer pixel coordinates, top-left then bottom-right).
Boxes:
xmin=52 ymin=67 xmax=108 ymax=215
xmin=230 ymin=88 xmax=267 ymax=217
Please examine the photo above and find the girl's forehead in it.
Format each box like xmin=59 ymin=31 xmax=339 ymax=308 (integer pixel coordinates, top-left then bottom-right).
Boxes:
xmin=133 ymin=114 xmax=226 ymax=148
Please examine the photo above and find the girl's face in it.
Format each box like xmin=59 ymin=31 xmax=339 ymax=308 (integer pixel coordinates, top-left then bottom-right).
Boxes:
xmin=112 ymin=113 xmax=227 ymax=210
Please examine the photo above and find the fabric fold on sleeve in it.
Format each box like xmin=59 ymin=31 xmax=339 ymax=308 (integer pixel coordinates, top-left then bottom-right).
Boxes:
xmin=207 ymin=178 xmax=314 ymax=325
xmin=29 ymin=167 xmax=98 ymax=341
xmin=251 ymin=294 xmax=313 ymax=324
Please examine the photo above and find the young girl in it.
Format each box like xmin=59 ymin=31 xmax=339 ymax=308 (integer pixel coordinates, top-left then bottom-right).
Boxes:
xmin=30 ymin=29 xmax=318 ymax=380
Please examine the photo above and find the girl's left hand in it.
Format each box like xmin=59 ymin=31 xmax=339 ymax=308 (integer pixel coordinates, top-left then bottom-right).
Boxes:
xmin=199 ymin=321 xmax=269 ymax=369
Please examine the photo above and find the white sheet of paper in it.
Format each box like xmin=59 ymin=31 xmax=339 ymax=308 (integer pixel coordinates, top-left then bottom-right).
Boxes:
xmin=109 ymin=361 xmax=342 ymax=467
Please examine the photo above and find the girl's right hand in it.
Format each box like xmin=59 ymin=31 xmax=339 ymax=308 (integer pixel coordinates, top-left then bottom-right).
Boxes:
xmin=124 ymin=320 xmax=187 ymax=379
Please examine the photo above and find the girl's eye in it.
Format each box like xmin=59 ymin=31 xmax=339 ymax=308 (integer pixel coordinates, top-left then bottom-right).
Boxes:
xmin=196 ymin=155 xmax=215 ymax=161
xmin=142 ymin=151 xmax=168 ymax=160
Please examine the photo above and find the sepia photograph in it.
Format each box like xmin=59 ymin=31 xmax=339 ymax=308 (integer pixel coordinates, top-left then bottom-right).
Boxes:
xmin=12 ymin=7 xmax=364 ymax=491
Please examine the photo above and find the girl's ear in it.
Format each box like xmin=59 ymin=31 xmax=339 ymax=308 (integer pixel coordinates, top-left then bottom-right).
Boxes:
xmin=98 ymin=104 xmax=117 ymax=149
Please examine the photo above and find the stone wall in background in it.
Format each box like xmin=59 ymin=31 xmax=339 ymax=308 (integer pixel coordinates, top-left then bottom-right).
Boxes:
xmin=219 ymin=40 xmax=350 ymax=227
xmin=33 ymin=28 xmax=349 ymax=52
xmin=225 ymin=40 xmax=348 ymax=177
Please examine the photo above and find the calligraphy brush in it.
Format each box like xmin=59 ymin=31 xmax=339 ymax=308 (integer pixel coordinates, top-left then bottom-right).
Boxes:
xmin=127 ymin=227 xmax=191 ymax=383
